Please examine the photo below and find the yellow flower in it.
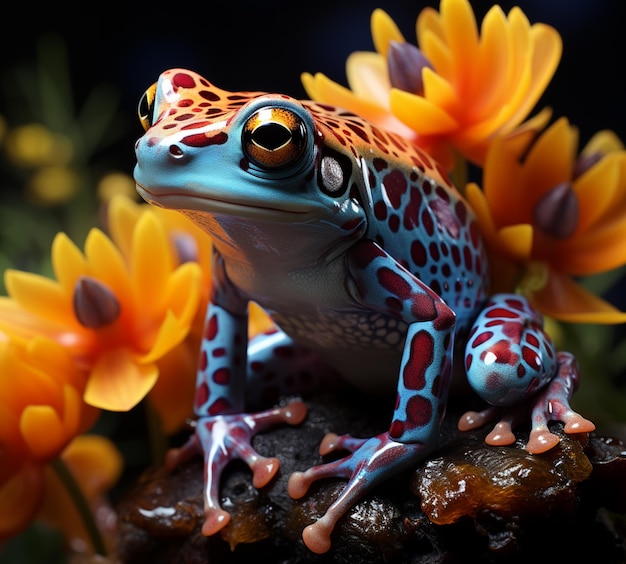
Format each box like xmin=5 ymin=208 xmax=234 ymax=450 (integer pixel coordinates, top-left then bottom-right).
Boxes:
xmin=302 ymin=0 xmax=561 ymax=170
xmin=27 ymin=164 xmax=80 ymax=205
xmin=0 ymin=204 xmax=202 ymax=412
xmin=4 ymin=123 xmax=73 ymax=168
xmin=466 ymin=117 xmax=626 ymax=323
xmin=105 ymin=195 xmax=274 ymax=433
xmin=0 ymin=336 xmax=98 ymax=539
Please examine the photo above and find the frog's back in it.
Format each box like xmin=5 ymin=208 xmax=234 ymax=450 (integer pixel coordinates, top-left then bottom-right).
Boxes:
xmin=303 ymin=101 xmax=489 ymax=330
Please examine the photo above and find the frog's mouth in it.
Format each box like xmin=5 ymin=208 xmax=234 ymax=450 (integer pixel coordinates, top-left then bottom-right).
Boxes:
xmin=136 ymin=183 xmax=317 ymax=220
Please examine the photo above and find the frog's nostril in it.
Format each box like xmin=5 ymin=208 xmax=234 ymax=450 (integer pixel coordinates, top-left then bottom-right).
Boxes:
xmin=169 ymin=144 xmax=185 ymax=159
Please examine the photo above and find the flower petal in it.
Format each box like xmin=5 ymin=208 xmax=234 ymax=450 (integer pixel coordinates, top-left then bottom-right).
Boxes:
xmin=249 ymin=301 xmax=275 ymax=336
xmin=0 ymin=297 xmax=74 ymax=345
xmin=4 ymin=270 xmax=67 ymax=325
xmin=472 ymin=5 xmax=509 ymax=119
xmin=302 ymin=72 xmax=417 ymax=139
xmin=61 ymin=435 xmax=123 ymax=498
xmin=84 ymin=348 xmax=158 ymax=411
xmin=371 ymin=8 xmax=405 ymax=58
xmin=531 ymin=269 xmax=626 ymax=324
xmin=0 ymin=463 xmax=44 ymax=540
xmin=302 ymin=71 xmax=384 ymax=115
xmin=573 ymin=152 xmax=622 ymax=233
xmin=418 ymin=27 xmax=453 ymax=79
xmin=481 ymin=136 xmax=525 ymax=226
xmin=161 ymin=262 xmax=202 ymax=328
xmin=138 ymin=310 xmax=189 ymax=365
xmin=417 ymin=7 xmax=445 ymax=45
xmin=439 ymin=0 xmax=480 ymax=92
xmin=107 ymin=194 xmax=144 ymax=261
xmin=51 ymin=233 xmax=90 ymax=296
xmin=346 ymin=52 xmax=392 ymax=108
xmin=390 ymin=88 xmax=459 ymax=135
xmin=507 ymin=17 xmax=562 ymax=126
xmin=84 ymin=228 xmax=132 ymax=301
xmin=524 ymin=119 xmax=577 ymax=191
xmin=131 ymin=207 xmax=176 ymax=309
xmin=20 ymin=404 xmax=67 ymax=460
xmin=467 ymin=186 xmax=531 ymax=256
xmin=421 ymin=67 xmax=458 ymax=111
xmin=26 ymin=335 xmax=75 ymax=375
xmin=497 ymin=224 xmax=534 ymax=261
xmin=554 ymin=214 xmax=626 ymax=275
xmin=582 ymin=129 xmax=624 ymax=156
xmin=0 ymin=343 xmax=62 ymax=412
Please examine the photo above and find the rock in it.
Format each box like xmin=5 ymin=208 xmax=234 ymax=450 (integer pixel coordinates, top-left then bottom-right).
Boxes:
xmin=115 ymin=391 xmax=626 ymax=563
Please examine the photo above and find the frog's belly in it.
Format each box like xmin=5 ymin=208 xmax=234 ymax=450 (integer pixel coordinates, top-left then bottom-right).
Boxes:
xmin=271 ymin=310 xmax=407 ymax=393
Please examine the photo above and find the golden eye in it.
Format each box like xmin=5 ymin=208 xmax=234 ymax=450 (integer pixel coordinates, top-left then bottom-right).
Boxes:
xmin=242 ymin=107 xmax=307 ymax=169
xmin=138 ymin=83 xmax=157 ymax=131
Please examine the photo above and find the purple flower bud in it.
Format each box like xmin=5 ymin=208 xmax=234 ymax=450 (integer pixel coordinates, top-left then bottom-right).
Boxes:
xmin=73 ymin=276 xmax=121 ymax=328
xmin=573 ymin=152 xmax=603 ymax=180
xmin=387 ymin=41 xmax=433 ymax=96
xmin=532 ymin=182 xmax=579 ymax=239
xmin=172 ymin=232 xmax=199 ymax=264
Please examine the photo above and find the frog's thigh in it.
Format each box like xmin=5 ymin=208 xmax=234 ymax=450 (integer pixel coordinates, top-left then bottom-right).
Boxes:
xmin=464 ymin=293 xmax=557 ymax=406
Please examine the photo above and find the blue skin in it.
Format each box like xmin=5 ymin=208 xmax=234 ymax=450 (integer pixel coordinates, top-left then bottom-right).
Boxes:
xmin=133 ymin=68 xmax=592 ymax=554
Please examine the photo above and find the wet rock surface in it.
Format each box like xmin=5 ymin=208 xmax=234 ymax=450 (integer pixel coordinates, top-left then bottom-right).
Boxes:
xmin=115 ymin=391 xmax=626 ymax=563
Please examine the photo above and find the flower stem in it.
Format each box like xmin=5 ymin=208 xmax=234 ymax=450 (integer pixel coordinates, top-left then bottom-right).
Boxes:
xmin=50 ymin=457 xmax=107 ymax=557
xmin=145 ymin=400 xmax=168 ymax=465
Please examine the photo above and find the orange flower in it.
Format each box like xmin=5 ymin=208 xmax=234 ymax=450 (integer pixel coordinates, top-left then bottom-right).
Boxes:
xmin=0 ymin=336 xmax=98 ymax=539
xmin=0 ymin=203 xmax=202 ymax=412
xmin=105 ymin=195 xmax=274 ymax=433
xmin=302 ymin=0 xmax=561 ymax=170
xmin=466 ymin=117 xmax=626 ymax=323
xmin=106 ymin=195 xmax=212 ymax=333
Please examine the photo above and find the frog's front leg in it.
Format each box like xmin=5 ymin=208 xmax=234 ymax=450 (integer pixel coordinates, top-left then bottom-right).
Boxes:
xmin=459 ymin=294 xmax=595 ymax=452
xmin=288 ymin=240 xmax=456 ymax=554
xmin=165 ymin=253 xmax=307 ymax=535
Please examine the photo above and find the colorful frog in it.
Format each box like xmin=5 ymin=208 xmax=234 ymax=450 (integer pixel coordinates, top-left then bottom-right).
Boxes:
xmin=133 ymin=68 xmax=595 ymax=554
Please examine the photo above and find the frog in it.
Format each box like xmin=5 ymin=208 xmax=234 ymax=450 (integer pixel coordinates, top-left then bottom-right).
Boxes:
xmin=133 ymin=68 xmax=595 ymax=554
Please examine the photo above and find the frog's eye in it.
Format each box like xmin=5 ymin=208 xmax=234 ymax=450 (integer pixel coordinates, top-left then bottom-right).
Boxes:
xmin=138 ymin=83 xmax=157 ymax=131
xmin=242 ymin=107 xmax=307 ymax=169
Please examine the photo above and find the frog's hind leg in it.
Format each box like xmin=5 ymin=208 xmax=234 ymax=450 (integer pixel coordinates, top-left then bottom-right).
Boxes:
xmin=459 ymin=293 xmax=595 ymax=451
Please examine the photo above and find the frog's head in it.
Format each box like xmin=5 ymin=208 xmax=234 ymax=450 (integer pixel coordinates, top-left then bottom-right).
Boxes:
xmin=134 ymin=69 xmax=367 ymax=250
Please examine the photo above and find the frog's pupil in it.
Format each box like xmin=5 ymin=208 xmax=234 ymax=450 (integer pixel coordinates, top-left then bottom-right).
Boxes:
xmin=252 ymin=122 xmax=292 ymax=151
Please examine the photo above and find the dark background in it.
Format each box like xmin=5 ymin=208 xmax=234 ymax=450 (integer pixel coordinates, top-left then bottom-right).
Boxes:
xmin=0 ymin=5 xmax=625 ymax=555
xmin=1 ymin=0 xmax=625 ymax=172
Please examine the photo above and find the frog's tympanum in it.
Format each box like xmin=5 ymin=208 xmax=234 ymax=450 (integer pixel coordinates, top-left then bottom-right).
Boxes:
xmin=133 ymin=69 xmax=594 ymax=554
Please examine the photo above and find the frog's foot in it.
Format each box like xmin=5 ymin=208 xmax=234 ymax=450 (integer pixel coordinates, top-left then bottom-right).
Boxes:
xmin=459 ymin=352 xmax=595 ymax=454
xmin=525 ymin=352 xmax=595 ymax=453
xmin=166 ymin=400 xmax=307 ymax=536
xmin=288 ymin=432 xmax=429 ymax=554
xmin=458 ymin=408 xmax=521 ymax=446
